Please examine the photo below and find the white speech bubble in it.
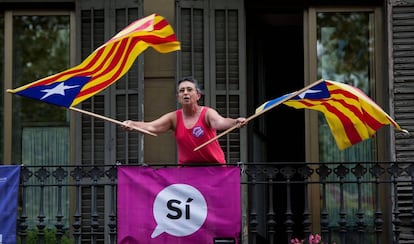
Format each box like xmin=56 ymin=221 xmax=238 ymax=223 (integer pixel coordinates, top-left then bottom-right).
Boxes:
xmin=151 ymin=183 xmax=207 ymax=238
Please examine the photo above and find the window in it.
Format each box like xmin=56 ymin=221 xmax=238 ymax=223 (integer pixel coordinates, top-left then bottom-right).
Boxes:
xmin=11 ymin=14 xmax=71 ymax=163
xmin=307 ymin=7 xmax=385 ymax=161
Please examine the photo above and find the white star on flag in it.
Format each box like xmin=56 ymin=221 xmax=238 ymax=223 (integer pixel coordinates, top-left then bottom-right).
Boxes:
xmin=298 ymin=89 xmax=323 ymax=99
xmin=40 ymin=83 xmax=80 ymax=100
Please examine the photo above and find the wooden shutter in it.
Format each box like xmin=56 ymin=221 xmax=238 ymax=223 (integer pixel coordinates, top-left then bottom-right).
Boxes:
xmin=391 ymin=2 xmax=414 ymax=242
xmin=76 ymin=0 xmax=144 ymax=166
xmin=176 ymin=0 xmax=247 ymax=163
xmin=112 ymin=4 xmax=144 ymax=165
xmin=76 ymin=0 xmax=143 ymax=242
xmin=391 ymin=1 xmax=414 ymax=160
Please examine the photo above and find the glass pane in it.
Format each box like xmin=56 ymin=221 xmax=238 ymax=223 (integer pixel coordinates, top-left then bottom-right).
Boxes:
xmin=12 ymin=15 xmax=70 ymax=163
xmin=317 ymin=12 xmax=375 ymax=162
xmin=316 ymin=12 xmax=376 ymax=242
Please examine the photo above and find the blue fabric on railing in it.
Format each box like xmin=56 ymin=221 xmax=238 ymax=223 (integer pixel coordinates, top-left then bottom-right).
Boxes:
xmin=0 ymin=165 xmax=20 ymax=244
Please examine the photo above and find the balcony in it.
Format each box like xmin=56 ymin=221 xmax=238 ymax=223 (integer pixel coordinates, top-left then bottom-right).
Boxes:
xmin=14 ymin=162 xmax=414 ymax=244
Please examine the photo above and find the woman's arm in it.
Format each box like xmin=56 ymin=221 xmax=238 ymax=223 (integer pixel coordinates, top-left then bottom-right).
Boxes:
xmin=122 ymin=111 xmax=175 ymax=134
xmin=205 ymin=108 xmax=246 ymax=131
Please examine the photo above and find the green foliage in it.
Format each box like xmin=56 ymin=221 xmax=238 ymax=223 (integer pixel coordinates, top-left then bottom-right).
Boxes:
xmin=13 ymin=15 xmax=71 ymax=123
xmin=23 ymin=228 xmax=73 ymax=244
xmin=316 ymin=12 xmax=371 ymax=92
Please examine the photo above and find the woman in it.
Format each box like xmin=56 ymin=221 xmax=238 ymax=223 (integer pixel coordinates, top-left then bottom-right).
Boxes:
xmin=123 ymin=77 xmax=246 ymax=164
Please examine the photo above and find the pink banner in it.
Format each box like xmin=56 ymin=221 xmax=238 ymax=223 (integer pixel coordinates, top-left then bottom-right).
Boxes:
xmin=117 ymin=166 xmax=241 ymax=244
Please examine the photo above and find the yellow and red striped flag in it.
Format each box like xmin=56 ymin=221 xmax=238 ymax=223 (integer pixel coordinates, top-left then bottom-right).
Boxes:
xmin=282 ymin=80 xmax=408 ymax=150
xmin=7 ymin=13 xmax=180 ymax=107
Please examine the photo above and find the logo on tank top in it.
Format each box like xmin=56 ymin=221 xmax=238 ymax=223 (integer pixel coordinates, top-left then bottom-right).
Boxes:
xmin=192 ymin=126 xmax=204 ymax=138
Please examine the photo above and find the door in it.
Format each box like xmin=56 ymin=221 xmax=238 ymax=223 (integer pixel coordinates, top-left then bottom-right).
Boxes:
xmin=305 ymin=6 xmax=384 ymax=243
xmin=246 ymin=4 xmax=306 ymax=243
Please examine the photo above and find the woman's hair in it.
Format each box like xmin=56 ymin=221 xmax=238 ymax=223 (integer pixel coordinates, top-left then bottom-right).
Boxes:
xmin=178 ymin=77 xmax=202 ymax=94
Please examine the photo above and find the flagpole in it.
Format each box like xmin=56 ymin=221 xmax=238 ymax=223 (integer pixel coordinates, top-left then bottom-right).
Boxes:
xmin=69 ymin=106 xmax=157 ymax=136
xmin=193 ymin=79 xmax=325 ymax=151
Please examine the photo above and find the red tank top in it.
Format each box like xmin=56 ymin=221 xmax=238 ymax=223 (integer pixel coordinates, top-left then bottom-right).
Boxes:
xmin=175 ymin=107 xmax=226 ymax=165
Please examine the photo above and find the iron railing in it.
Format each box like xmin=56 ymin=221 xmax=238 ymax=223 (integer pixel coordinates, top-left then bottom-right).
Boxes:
xmin=16 ymin=162 xmax=414 ymax=244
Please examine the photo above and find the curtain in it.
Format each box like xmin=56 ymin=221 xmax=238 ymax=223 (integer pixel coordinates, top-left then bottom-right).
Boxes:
xmin=22 ymin=127 xmax=70 ymax=228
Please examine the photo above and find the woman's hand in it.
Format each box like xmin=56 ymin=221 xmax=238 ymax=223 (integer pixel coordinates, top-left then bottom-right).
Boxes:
xmin=122 ymin=120 xmax=135 ymax=131
xmin=235 ymin=117 xmax=247 ymax=128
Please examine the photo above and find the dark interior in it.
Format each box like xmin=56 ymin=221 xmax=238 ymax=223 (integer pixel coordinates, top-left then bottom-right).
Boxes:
xmin=246 ymin=5 xmax=306 ymax=242
xmin=246 ymin=8 xmax=305 ymax=162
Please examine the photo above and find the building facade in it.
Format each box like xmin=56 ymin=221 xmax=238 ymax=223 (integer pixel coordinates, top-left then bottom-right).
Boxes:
xmin=1 ymin=0 xmax=413 ymax=243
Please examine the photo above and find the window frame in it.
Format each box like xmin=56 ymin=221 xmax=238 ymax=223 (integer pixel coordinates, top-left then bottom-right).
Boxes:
xmin=2 ymin=10 xmax=76 ymax=164
xmin=305 ymin=6 xmax=386 ymax=163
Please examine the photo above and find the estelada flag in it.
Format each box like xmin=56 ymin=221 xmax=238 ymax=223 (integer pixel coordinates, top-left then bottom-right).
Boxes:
xmin=117 ymin=166 xmax=241 ymax=244
xmin=7 ymin=13 xmax=180 ymax=108
xmin=277 ymin=80 xmax=407 ymax=150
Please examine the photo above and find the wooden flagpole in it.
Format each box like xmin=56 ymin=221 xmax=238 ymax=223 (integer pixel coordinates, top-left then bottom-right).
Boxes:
xmin=69 ymin=106 xmax=157 ymax=137
xmin=193 ymin=79 xmax=325 ymax=151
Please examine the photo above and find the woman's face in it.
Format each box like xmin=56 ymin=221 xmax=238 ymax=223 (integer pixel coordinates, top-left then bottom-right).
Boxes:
xmin=177 ymin=81 xmax=201 ymax=105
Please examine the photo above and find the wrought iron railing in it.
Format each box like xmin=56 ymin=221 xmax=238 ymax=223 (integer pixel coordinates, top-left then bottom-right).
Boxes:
xmin=16 ymin=162 xmax=414 ymax=244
